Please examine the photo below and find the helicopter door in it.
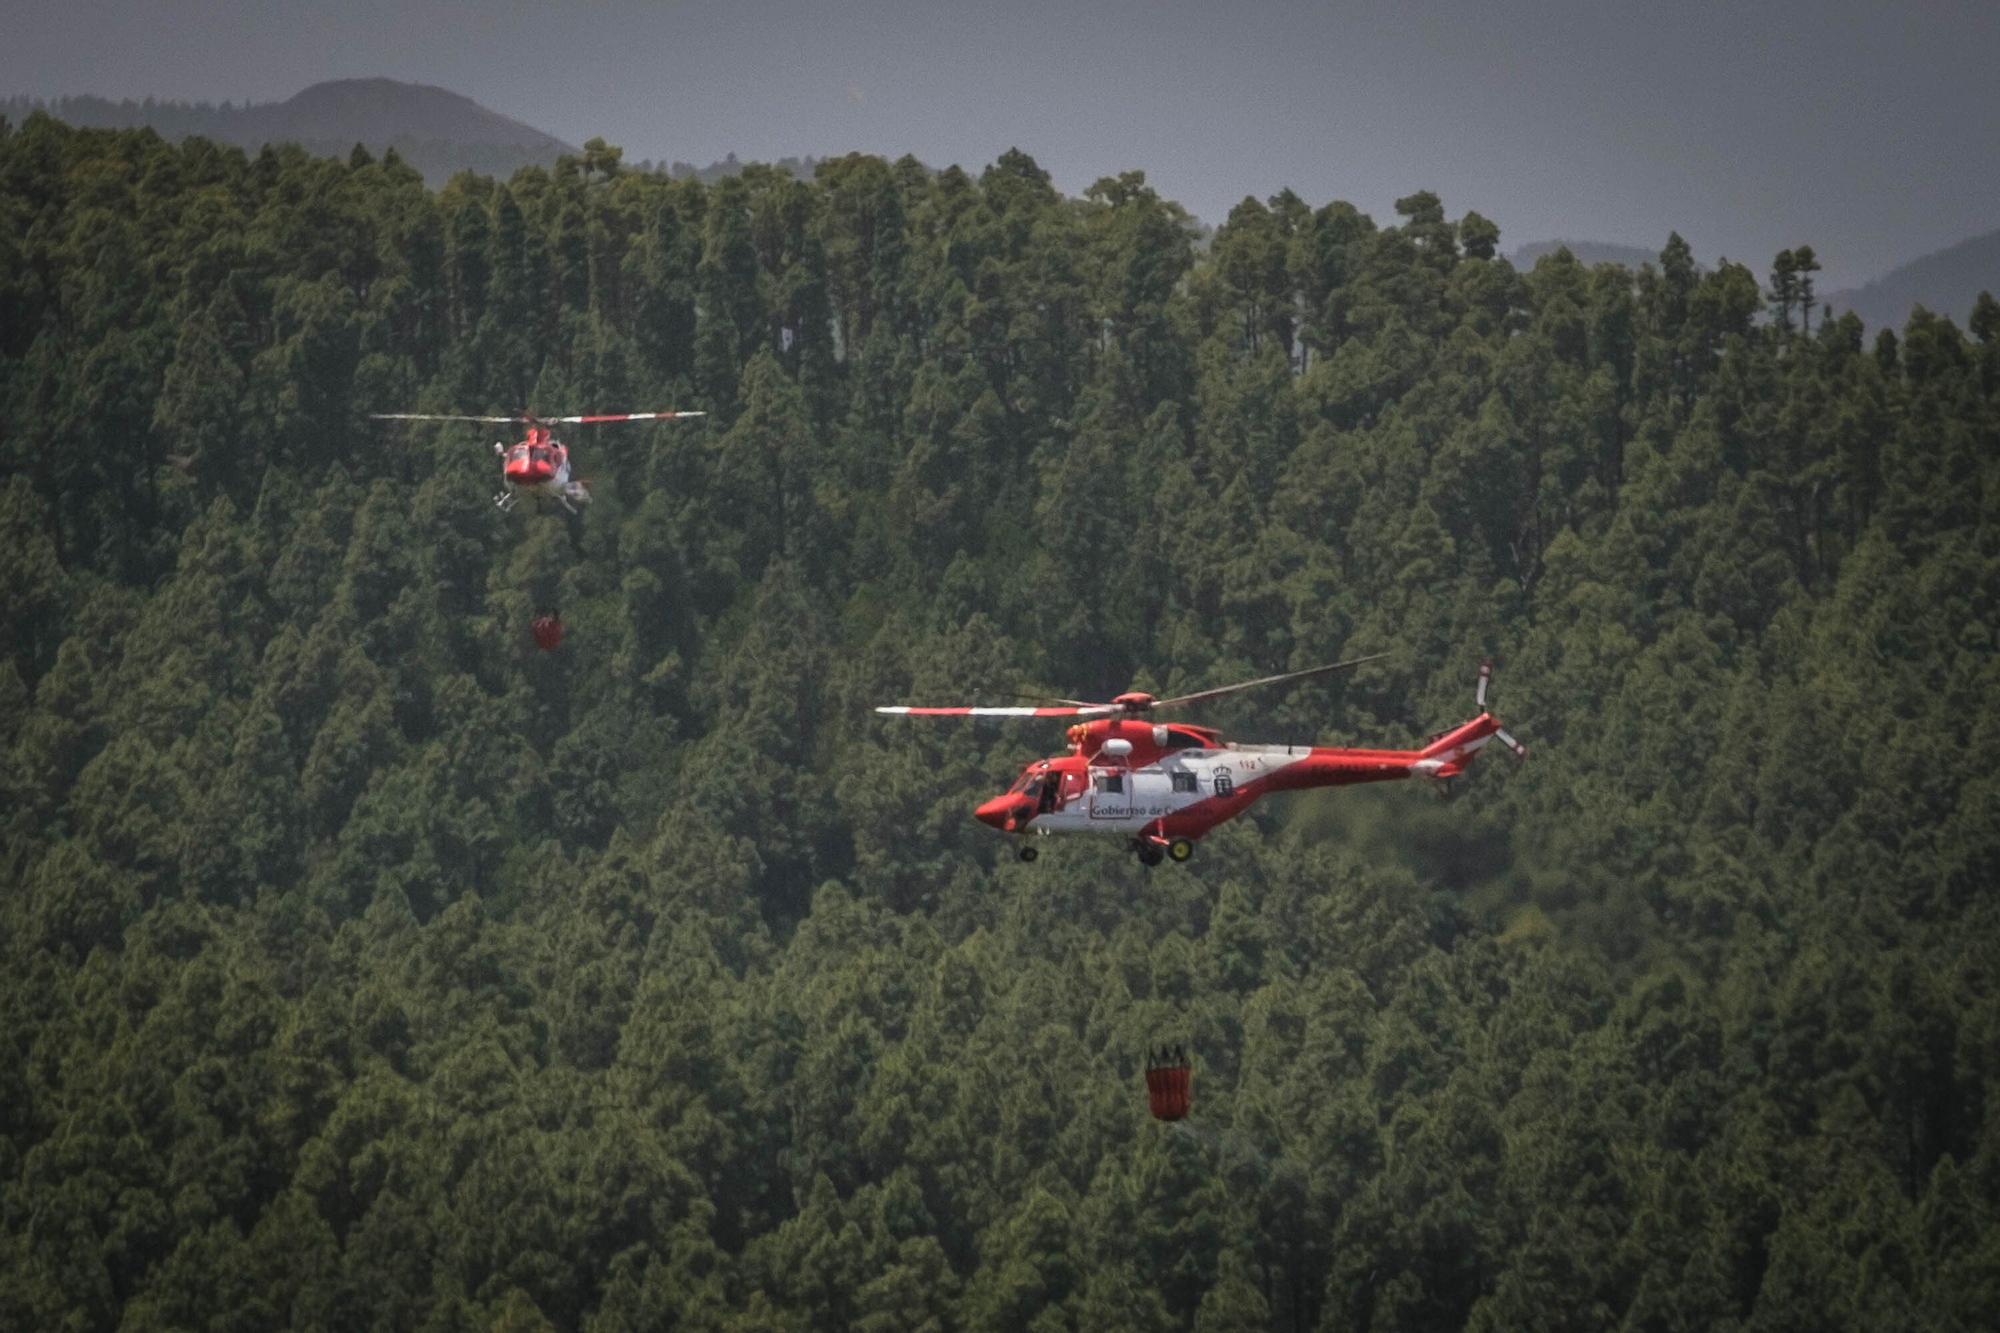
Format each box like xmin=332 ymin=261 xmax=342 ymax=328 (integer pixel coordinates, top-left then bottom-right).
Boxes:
xmin=1088 ymin=766 xmax=1131 ymax=820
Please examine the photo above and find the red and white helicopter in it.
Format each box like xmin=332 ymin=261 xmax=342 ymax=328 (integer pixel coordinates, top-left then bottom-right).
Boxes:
xmin=877 ymin=655 xmax=1526 ymax=865
xmin=369 ymin=409 xmax=705 ymax=512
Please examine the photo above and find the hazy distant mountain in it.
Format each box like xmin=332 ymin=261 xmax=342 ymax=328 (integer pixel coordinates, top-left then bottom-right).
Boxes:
xmin=0 ymin=78 xmax=576 ymax=183
xmin=1508 ymin=239 xmax=1679 ymax=271
xmin=1820 ymin=229 xmax=2000 ymax=331
xmin=1509 ymin=230 xmax=2000 ymax=333
xmin=635 ymin=150 xmax=827 ymax=185
xmin=257 ymin=79 xmax=571 ymax=152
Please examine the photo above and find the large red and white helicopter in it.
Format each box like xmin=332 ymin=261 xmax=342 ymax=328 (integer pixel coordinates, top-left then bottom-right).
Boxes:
xmin=370 ymin=409 xmax=705 ymax=512
xmin=878 ymin=655 xmax=1526 ymax=865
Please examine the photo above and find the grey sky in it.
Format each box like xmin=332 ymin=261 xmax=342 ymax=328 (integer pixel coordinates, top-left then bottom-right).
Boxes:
xmin=5 ymin=0 xmax=1996 ymax=288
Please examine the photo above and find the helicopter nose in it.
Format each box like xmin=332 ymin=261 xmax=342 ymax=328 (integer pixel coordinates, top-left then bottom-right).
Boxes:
xmin=974 ymin=795 xmax=1025 ymax=831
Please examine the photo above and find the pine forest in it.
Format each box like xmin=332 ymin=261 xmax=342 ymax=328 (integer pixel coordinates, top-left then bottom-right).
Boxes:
xmin=2 ymin=116 xmax=1998 ymax=1330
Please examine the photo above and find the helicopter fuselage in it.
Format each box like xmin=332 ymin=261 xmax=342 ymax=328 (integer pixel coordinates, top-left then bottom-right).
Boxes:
xmin=496 ymin=428 xmax=589 ymax=511
xmin=370 ymin=409 xmax=702 ymax=515
xmin=974 ymin=713 xmax=1504 ymax=844
xmin=877 ymin=658 xmax=1523 ymax=865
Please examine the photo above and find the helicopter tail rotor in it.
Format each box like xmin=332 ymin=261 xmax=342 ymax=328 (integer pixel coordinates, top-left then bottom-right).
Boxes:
xmin=1413 ymin=660 xmax=1527 ymax=788
xmin=1474 ymin=658 xmax=1526 ymax=758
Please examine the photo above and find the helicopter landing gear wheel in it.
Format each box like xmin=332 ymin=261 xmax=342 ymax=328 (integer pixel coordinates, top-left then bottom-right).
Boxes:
xmin=1167 ymin=838 xmax=1194 ymax=863
xmin=1137 ymin=844 xmax=1164 ymax=867
xmin=1018 ymin=845 xmax=1039 ymax=863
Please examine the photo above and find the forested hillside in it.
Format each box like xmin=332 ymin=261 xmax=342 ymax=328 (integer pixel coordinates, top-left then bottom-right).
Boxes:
xmin=1824 ymin=228 xmax=2000 ymax=333
xmin=0 ymin=82 xmax=576 ymax=186
xmin=2 ymin=112 xmax=1997 ymax=1330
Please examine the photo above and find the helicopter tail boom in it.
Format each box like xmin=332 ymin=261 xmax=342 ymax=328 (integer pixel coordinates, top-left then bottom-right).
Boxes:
xmin=1410 ymin=713 xmax=1504 ymax=775
xmin=1409 ymin=659 xmax=1527 ymax=776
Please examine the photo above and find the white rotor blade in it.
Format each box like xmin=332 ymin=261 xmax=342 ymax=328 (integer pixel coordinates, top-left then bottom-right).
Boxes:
xmin=876 ymin=704 xmax=1120 ymax=719
xmin=546 ymin=410 xmax=707 ymax=424
xmin=371 ymin=412 xmax=525 ymax=425
xmin=1495 ymin=727 xmax=1528 ymax=758
xmin=1150 ymin=652 xmax=1387 ymax=712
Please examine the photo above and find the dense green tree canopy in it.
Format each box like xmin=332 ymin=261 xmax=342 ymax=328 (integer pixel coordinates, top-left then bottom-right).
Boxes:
xmin=2 ymin=112 xmax=1997 ymax=1329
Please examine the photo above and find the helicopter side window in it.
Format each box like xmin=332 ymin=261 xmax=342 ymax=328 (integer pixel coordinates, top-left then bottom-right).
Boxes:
xmin=1171 ymin=772 xmax=1198 ymax=794
xmin=1094 ymin=773 xmax=1124 ymax=795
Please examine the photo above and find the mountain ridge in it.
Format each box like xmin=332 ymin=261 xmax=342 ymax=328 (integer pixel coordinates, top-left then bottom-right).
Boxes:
xmin=246 ymin=78 xmax=572 ymax=151
xmin=1819 ymin=228 xmax=2000 ymax=330
xmin=7 ymin=77 xmax=1993 ymax=322
xmin=1510 ymin=230 xmax=1998 ymax=331
xmin=0 ymin=78 xmax=576 ymax=183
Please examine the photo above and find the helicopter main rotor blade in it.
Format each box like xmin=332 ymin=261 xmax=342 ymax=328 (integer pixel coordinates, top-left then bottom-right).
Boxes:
xmin=987 ymin=690 xmax=1102 ymax=708
xmin=876 ymin=654 xmax=1384 ymax=722
xmin=1148 ymin=652 xmax=1387 ymax=713
xmin=875 ymin=704 xmax=1121 ymax=719
xmin=371 ymin=412 xmax=527 ymax=425
xmin=546 ymin=410 xmax=708 ymax=424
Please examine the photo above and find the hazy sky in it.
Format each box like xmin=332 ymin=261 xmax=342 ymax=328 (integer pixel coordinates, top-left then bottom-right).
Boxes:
xmin=5 ymin=0 xmax=1996 ymax=288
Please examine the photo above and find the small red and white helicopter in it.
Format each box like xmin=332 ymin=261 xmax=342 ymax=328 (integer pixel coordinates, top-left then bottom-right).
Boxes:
xmin=877 ymin=655 xmax=1526 ymax=865
xmin=370 ymin=409 xmax=705 ymax=512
